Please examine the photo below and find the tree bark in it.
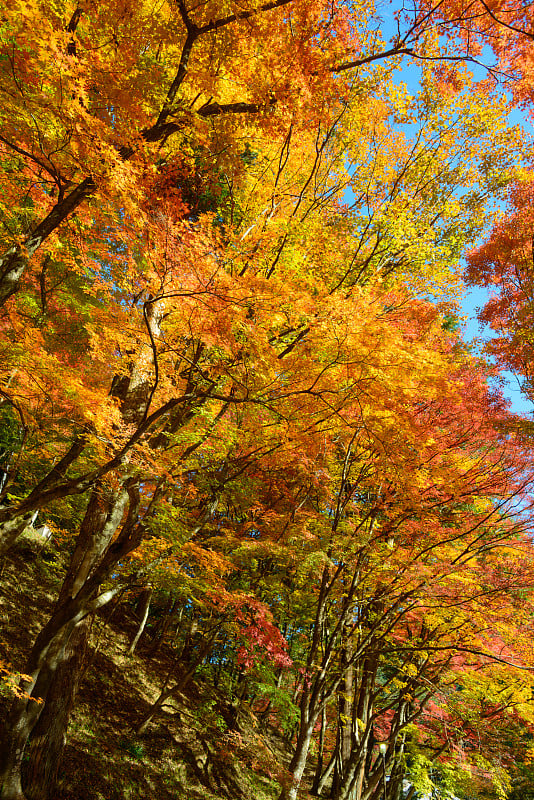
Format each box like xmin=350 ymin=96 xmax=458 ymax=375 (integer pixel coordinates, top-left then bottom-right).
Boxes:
xmin=0 ymin=482 xmax=132 ymax=799
xmin=147 ymin=595 xmax=177 ymax=657
xmin=0 ymin=515 xmax=35 ymax=560
xmin=22 ymin=616 xmax=93 ymax=800
xmin=0 ymin=296 xmax=163 ymax=557
xmin=332 ymin=627 xmax=354 ymax=798
xmin=330 ymin=649 xmax=378 ymax=800
xmin=0 ymin=179 xmax=96 ymax=307
xmin=279 ymin=718 xmax=316 ymax=800
xmin=128 ymin=587 xmax=153 ymax=655
xmin=0 ymin=297 xmax=164 ymax=799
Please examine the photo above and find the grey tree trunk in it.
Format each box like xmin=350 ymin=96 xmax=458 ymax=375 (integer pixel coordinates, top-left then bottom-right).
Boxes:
xmin=128 ymin=587 xmax=153 ymax=655
xmin=279 ymin=718 xmax=316 ymax=800
xmin=0 ymin=178 xmax=96 ymax=307
xmin=0 ymin=481 xmax=133 ymax=799
xmin=0 ymin=437 xmax=87 ymax=558
xmin=0 ymin=298 xmax=186 ymax=800
xmin=22 ymin=616 xmax=93 ymax=800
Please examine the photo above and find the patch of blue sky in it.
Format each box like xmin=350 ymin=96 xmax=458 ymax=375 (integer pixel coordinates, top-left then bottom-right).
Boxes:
xmin=460 ymin=285 xmax=532 ymax=416
xmin=365 ymin=2 xmax=534 ymax=415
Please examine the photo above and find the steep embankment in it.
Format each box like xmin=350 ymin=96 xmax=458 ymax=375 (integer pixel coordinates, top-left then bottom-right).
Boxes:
xmin=0 ymin=532 xmax=290 ymax=800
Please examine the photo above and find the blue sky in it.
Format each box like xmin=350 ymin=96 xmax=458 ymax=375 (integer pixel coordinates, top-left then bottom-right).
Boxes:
xmin=344 ymin=0 xmax=534 ymax=416
xmin=383 ymin=27 xmax=533 ymax=416
xmin=460 ymin=286 xmax=532 ymax=416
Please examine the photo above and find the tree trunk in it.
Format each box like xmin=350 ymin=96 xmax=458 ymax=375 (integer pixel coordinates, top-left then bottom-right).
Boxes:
xmin=333 ymin=654 xmax=377 ymax=800
xmin=148 ymin=596 xmax=177 ymax=657
xmin=136 ymin=632 xmax=215 ymax=735
xmin=0 ymin=482 xmax=132 ymax=799
xmin=279 ymin=718 xmax=316 ymax=800
xmin=0 ymin=299 xmax=164 ymax=799
xmin=128 ymin=587 xmax=153 ymax=655
xmin=316 ymin=749 xmax=337 ymax=796
xmin=332 ymin=629 xmax=354 ymax=798
xmin=0 ymin=627 xmax=72 ymax=800
xmin=0 ymin=179 xmax=96 ymax=307
xmin=0 ymin=436 xmax=88 ymax=558
xmin=22 ymin=616 xmax=93 ymax=800
xmin=0 ymin=515 xmax=34 ymax=559
xmin=0 ymin=698 xmax=40 ymax=800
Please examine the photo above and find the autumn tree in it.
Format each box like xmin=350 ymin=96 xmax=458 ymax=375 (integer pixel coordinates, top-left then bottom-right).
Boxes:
xmin=2 ymin=1 xmax=534 ymax=800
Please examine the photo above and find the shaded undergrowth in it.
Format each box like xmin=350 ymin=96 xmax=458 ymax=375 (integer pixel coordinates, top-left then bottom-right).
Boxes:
xmin=0 ymin=533 xmax=289 ymax=800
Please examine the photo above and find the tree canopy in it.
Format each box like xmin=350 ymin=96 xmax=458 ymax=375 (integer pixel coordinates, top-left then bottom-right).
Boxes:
xmin=2 ymin=1 xmax=534 ymax=799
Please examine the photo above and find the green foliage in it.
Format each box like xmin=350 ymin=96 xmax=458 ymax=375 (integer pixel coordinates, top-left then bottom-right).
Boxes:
xmin=249 ymin=664 xmax=299 ymax=735
xmin=0 ymin=406 xmax=21 ymax=470
xmin=118 ymin=739 xmax=146 ymax=761
xmin=2 ymin=1 xmax=534 ymax=799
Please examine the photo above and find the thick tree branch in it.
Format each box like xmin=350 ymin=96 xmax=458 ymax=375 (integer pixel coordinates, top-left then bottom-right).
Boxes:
xmin=196 ymin=0 xmax=294 ymax=35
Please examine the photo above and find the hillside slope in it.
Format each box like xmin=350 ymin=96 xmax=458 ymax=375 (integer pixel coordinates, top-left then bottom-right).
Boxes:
xmin=0 ymin=532 xmax=291 ymax=800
